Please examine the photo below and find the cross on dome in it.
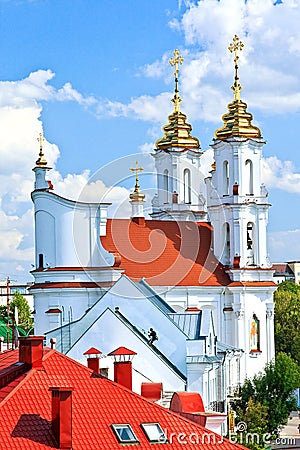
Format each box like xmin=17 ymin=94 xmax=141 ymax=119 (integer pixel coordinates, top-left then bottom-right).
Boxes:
xmin=229 ymin=34 xmax=244 ymax=101
xmin=129 ymin=161 xmax=145 ymax=203
xmin=35 ymin=132 xmax=48 ymax=167
xmin=169 ymin=49 xmax=184 ymax=113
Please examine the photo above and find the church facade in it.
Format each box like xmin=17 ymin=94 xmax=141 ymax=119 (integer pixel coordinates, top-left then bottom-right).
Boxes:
xmin=30 ymin=39 xmax=276 ymax=410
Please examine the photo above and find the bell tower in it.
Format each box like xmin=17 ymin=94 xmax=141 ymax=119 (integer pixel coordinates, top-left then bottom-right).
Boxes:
xmin=151 ymin=50 xmax=206 ymax=221
xmin=206 ymin=36 xmax=271 ymax=271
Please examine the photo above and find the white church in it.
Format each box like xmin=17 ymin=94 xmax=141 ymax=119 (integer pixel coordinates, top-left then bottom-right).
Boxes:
xmin=30 ymin=39 xmax=276 ymax=414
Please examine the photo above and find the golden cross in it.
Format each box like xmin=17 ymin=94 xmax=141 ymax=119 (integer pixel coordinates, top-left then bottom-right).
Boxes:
xmin=228 ymin=35 xmax=244 ymax=101
xmin=35 ymin=132 xmax=47 ymax=167
xmin=130 ymin=161 xmax=144 ymax=192
xmin=169 ymin=49 xmax=184 ymax=78
xmin=37 ymin=132 xmax=45 ymax=152
xmin=169 ymin=49 xmax=184 ymax=113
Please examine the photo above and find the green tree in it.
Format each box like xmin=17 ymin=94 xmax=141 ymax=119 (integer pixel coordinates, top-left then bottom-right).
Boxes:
xmin=235 ymin=398 xmax=269 ymax=450
xmin=232 ymin=353 xmax=300 ymax=436
xmin=10 ymin=291 xmax=33 ymax=333
xmin=274 ymin=281 xmax=300 ymax=365
xmin=0 ymin=305 xmax=8 ymax=322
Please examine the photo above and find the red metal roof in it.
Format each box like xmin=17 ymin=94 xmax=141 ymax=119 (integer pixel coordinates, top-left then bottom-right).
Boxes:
xmin=101 ymin=219 xmax=231 ymax=287
xmin=83 ymin=347 xmax=102 ymax=355
xmin=108 ymin=346 xmax=137 ymax=356
xmin=0 ymin=348 xmax=247 ymax=449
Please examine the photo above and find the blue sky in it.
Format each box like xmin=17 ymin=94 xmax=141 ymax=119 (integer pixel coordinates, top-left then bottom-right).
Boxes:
xmin=0 ymin=0 xmax=300 ymax=282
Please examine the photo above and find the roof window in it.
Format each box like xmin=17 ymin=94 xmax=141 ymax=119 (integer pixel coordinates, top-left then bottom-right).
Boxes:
xmin=111 ymin=424 xmax=139 ymax=444
xmin=141 ymin=423 xmax=167 ymax=443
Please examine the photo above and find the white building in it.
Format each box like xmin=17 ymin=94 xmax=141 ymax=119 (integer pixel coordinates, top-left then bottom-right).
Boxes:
xmin=30 ymin=43 xmax=276 ymax=410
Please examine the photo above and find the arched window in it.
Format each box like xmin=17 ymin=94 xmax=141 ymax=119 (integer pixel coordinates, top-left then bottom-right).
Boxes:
xmin=223 ymin=161 xmax=229 ymax=195
xmin=245 ymin=159 xmax=253 ymax=195
xmin=183 ymin=169 xmax=191 ymax=204
xmin=163 ymin=169 xmax=169 ymax=203
xmin=246 ymin=222 xmax=255 ymax=265
xmin=224 ymin=222 xmax=230 ymax=265
xmin=250 ymin=314 xmax=260 ymax=352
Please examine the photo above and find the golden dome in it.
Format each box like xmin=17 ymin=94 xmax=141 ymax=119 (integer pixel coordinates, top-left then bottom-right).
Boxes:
xmin=214 ymin=35 xmax=261 ymax=140
xmin=155 ymin=49 xmax=200 ymax=152
xmin=214 ymin=99 xmax=261 ymax=140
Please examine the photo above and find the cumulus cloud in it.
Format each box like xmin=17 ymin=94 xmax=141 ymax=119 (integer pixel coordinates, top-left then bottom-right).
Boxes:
xmin=262 ymin=156 xmax=300 ymax=194
xmin=0 ymin=71 xmax=132 ymax=281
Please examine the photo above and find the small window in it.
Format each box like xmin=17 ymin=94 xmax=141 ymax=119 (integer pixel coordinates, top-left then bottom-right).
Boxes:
xmin=111 ymin=424 xmax=139 ymax=444
xmin=141 ymin=423 xmax=167 ymax=443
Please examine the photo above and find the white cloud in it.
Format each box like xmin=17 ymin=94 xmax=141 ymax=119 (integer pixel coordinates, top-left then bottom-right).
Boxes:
xmin=100 ymin=0 xmax=300 ymax=124
xmin=262 ymin=156 xmax=300 ymax=194
xmin=268 ymin=229 xmax=300 ymax=262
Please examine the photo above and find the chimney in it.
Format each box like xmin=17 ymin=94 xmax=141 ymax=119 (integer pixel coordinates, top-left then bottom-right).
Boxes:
xmin=0 ymin=336 xmax=4 ymax=353
xmin=141 ymin=382 xmax=163 ymax=402
xmin=19 ymin=336 xmax=45 ymax=369
xmin=108 ymin=346 xmax=137 ymax=390
xmin=83 ymin=347 xmax=102 ymax=374
xmin=50 ymin=387 xmax=73 ymax=449
xmin=50 ymin=338 xmax=56 ymax=350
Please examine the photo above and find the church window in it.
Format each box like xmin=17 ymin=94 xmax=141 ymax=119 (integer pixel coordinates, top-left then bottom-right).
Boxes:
xmin=245 ymin=159 xmax=253 ymax=195
xmin=250 ymin=314 xmax=260 ymax=352
xmin=183 ymin=169 xmax=191 ymax=204
xmin=246 ymin=222 xmax=255 ymax=265
xmin=38 ymin=253 xmax=44 ymax=269
xmin=163 ymin=169 xmax=169 ymax=203
xmin=223 ymin=161 xmax=229 ymax=195
xmin=224 ymin=223 xmax=230 ymax=265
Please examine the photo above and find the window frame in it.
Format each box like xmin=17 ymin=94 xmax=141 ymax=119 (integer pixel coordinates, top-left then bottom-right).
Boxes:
xmin=111 ymin=423 xmax=139 ymax=444
xmin=140 ymin=422 xmax=167 ymax=444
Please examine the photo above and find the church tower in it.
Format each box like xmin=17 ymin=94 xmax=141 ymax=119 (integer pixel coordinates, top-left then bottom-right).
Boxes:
xmin=206 ymin=36 xmax=276 ymax=381
xmin=206 ymin=36 xmax=270 ymax=271
xmin=151 ymin=50 xmax=206 ymax=221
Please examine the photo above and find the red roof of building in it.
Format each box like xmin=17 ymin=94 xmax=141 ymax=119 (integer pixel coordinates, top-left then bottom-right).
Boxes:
xmin=83 ymin=347 xmax=102 ymax=355
xmin=0 ymin=347 xmax=247 ymax=449
xmin=101 ymin=219 xmax=231 ymax=287
xmin=108 ymin=346 xmax=137 ymax=356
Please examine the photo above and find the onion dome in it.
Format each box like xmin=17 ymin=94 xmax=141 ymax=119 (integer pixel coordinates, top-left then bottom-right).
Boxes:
xmin=214 ymin=35 xmax=261 ymax=140
xmin=155 ymin=49 xmax=200 ymax=151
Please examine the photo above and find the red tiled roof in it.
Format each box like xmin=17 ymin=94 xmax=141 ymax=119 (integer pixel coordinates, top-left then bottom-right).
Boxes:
xmin=228 ymin=281 xmax=277 ymax=287
xmin=101 ymin=219 xmax=231 ymax=287
xmin=0 ymin=348 xmax=246 ymax=449
xmin=30 ymin=281 xmax=114 ymax=290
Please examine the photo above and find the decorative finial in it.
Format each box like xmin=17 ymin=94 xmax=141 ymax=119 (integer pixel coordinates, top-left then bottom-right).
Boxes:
xmin=228 ymin=35 xmax=244 ymax=101
xmin=35 ymin=132 xmax=48 ymax=167
xmin=130 ymin=161 xmax=144 ymax=194
xmin=169 ymin=49 xmax=184 ymax=113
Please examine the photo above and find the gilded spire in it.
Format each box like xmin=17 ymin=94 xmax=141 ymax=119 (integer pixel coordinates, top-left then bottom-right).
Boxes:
xmin=229 ymin=35 xmax=244 ymax=101
xmin=35 ymin=132 xmax=48 ymax=167
xmin=169 ymin=49 xmax=183 ymax=113
xmin=214 ymin=35 xmax=261 ymax=140
xmin=155 ymin=49 xmax=200 ymax=152
xmin=129 ymin=161 xmax=145 ymax=202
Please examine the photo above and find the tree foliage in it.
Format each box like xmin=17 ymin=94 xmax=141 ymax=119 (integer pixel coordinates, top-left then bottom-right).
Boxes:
xmin=274 ymin=281 xmax=300 ymax=365
xmin=232 ymin=353 xmax=300 ymax=435
xmin=10 ymin=291 xmax=33 ymax=333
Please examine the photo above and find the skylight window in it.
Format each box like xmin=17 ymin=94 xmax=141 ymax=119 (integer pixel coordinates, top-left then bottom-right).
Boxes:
xmin=141 ymin=423 xmax=167 ymax=443
xmin=111 ymin=424 xmax=139 ymax=444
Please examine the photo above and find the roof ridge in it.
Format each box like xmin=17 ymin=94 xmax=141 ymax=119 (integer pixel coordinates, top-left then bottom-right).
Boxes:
xmin=0 ymin=366 xmax=34 ymax=406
